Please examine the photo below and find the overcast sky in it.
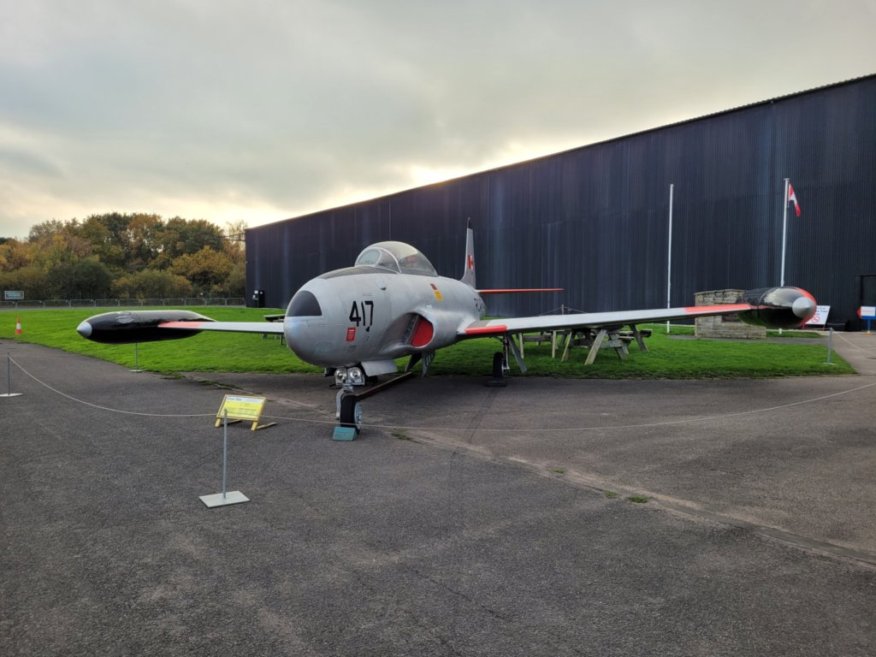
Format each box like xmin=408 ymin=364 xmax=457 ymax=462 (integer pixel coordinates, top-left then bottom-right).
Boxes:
xmin=1 ymin=0 xmax=874 ymax=238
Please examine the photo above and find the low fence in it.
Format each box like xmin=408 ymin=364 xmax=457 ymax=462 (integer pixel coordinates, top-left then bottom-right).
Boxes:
xmin=0 ymin=297 xmax=247 ymax=309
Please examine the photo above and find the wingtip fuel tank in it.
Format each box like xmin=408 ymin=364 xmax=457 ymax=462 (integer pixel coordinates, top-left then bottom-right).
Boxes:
xmin=77 ymin=310 xmax=214 ymax=344
xmin=738 ymin=287 xmax=817 ymax=329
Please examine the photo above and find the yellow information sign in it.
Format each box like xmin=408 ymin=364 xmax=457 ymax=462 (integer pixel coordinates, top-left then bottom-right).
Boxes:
xmin=215 ymin=394 xmax=275 ymax=431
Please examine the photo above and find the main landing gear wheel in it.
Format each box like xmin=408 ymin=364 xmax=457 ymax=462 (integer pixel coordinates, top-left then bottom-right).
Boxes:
xmin=487 ymin=351 xmax=508 ymax=387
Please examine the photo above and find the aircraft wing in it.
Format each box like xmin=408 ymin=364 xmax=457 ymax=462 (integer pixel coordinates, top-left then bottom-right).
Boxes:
xmin=159 ymin=320 xmax=285 ymax=334
xmin=460 ymin=303 xmax=753 ymax=337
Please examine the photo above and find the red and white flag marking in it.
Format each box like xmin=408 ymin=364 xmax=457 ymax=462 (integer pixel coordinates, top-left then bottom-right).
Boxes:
xmin=787 ymin=181 xmax=802 ymax=217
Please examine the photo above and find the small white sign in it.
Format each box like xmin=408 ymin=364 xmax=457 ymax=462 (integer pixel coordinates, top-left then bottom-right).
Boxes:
xmin=859 ymin=306 xmax=876 ymax=319
xmin=3 ymin=290 xmax=24 ymax=301
xmin=804 ymin=305 xmax=830 ymax=326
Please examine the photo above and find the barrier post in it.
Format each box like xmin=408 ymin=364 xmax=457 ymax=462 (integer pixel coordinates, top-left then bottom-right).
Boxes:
xmin=826 ymin=327 xmax=834 ymax=365
xmin=221 ymin=410 xmax=228 ymax=498
xmin=0 ymin=354 xmax=22 ymax=398
xmin=130 ymin=343 xmax=143 ymax=373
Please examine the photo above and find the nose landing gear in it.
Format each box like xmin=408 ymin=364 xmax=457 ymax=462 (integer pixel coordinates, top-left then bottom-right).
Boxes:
xmin=331 ymin=366 xmax=415 ymax=440
xmin=334 ymin=393 xmax=363 ymax=440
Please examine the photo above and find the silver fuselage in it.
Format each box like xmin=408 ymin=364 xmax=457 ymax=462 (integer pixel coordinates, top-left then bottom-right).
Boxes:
xmin=284 ymin=267 xmax=486 ymax=371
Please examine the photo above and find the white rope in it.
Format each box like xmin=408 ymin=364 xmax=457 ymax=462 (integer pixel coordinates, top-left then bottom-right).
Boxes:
xmin=10 ymin=356 xmax=215 ymax=418
xmin=11 ymin=355 xmax=875 ymax=433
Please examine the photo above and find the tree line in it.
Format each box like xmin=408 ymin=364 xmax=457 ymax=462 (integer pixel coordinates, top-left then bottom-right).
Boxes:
xmin=0 ymin=213 xmax=246 ymax=300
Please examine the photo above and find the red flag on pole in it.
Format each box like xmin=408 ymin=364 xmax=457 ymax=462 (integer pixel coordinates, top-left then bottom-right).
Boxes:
xmin=787 ymin=182 xmax=802 ymax=217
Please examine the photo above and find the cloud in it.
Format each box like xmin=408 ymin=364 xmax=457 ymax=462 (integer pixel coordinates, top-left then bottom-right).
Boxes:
xmin=1 ymin=0 xmax=874 ymax=237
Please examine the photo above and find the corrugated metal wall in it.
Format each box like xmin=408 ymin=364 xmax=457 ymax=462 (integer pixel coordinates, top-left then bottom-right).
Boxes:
xmin=247 ymin=75 xmax=876 ymax=327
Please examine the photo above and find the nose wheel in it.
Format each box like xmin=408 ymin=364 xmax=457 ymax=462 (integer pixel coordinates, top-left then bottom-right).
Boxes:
xmin=333 ymin=385 xmax=362 ymax=440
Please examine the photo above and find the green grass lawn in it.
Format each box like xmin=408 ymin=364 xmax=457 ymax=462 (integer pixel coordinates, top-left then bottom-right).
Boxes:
xmin=0 ymin=307 xmax=853 ymax=378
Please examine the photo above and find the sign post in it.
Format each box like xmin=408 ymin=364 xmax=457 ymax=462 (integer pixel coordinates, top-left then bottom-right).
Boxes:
xmin=826 ymin=327 xmax=834 ymax=365
xmin=200 ymin=409 xmax=250 ymax=508
xmin=858 ymin=306 xmax=876 ymax=334
xmin=199 ymin=395 xmax=275 ymax=508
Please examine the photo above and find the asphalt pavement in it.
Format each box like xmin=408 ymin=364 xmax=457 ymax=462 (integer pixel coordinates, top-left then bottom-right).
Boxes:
xmin=1 ymin=334 xmax=874 ymax=656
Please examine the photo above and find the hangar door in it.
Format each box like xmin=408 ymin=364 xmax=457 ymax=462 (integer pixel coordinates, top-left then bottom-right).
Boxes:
xmin=857 ymin=274 xmax=876 ymax=330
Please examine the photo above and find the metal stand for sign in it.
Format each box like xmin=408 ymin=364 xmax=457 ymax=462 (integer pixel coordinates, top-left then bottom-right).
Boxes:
xmin=0 ymin=354 xmax=22 ymax=398
xmin=858 ymin=307 xmax=876 ymax=335
xmin=825 ymin=327 xmax=835 ymax=365
xmin=200 ymin=410 xmax=249 ymax=508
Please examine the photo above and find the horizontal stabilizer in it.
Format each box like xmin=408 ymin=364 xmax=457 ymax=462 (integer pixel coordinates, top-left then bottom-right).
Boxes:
xmin=478 ymin=288 xmax=563 ymax=295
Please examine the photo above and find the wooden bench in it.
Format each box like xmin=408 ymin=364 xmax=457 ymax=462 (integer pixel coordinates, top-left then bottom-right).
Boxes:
xmin=517 ymin=326 xmax=652 ymax=364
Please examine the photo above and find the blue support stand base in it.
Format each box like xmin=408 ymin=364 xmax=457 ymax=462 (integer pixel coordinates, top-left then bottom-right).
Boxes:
xmin=332 ymin=426 xmax=358 ymax=441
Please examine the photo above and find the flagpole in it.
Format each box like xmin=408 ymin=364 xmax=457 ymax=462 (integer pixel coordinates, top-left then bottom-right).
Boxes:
xmin=780 ymin=177 xmax=789 ymax=287
xmin=666 ymin=183 xmax=674 ymax=334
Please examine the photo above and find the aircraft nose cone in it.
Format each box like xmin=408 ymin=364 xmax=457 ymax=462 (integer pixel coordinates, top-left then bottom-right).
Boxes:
xmin=76 ymin=320 xmax=92 ymax=338
xmin=792 ymin=294 xmax=816 ymax=321
xmin=284 ymin=316 xmax=325 ymax=365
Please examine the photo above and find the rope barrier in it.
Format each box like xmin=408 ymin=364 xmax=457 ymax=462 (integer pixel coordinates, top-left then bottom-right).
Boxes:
xmin=9 ymin=356 xmax=214 ymax=418
xmin=8 ymin=354 xmax=876 ymax=434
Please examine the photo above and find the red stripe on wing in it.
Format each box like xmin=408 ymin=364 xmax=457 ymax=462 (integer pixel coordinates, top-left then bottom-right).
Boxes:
xmin=684 ymin=304 xmax=752 ymax=314
xmin=464 ymin=324 xmax=508 ymax=335
xmin=159 ymin=321 xmax=207 ymax=329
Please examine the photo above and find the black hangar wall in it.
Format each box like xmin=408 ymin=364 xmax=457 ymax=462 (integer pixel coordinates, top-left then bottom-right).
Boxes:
xmin=246 ymin=74 xmax=876 ymax=327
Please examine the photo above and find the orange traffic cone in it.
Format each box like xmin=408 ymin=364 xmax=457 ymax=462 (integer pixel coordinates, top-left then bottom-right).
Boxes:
xmin=15 ymin=316 xmax=22 ymax=336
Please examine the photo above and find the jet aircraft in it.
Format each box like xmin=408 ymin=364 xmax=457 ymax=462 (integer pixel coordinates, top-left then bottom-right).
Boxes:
xmin=77 ymin=224 xmax=817 ymax=428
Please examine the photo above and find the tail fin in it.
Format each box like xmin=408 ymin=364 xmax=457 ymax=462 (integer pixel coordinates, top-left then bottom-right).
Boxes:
xmin=460 ymin=219 xmax=476 ymax=288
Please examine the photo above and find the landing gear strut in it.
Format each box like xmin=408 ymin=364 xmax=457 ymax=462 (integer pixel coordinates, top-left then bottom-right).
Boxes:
xmin=486 ymin=335 xmax=527 ymax=387
xmin=337 ymin=390 xmax=362 ymax=433
xmin=331 ymin=366 xmax=416 ymax=440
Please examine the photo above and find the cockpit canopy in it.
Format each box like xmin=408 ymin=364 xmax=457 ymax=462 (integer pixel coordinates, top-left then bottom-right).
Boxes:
xmin=354 ymin=241 xmax=437 ymax=276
